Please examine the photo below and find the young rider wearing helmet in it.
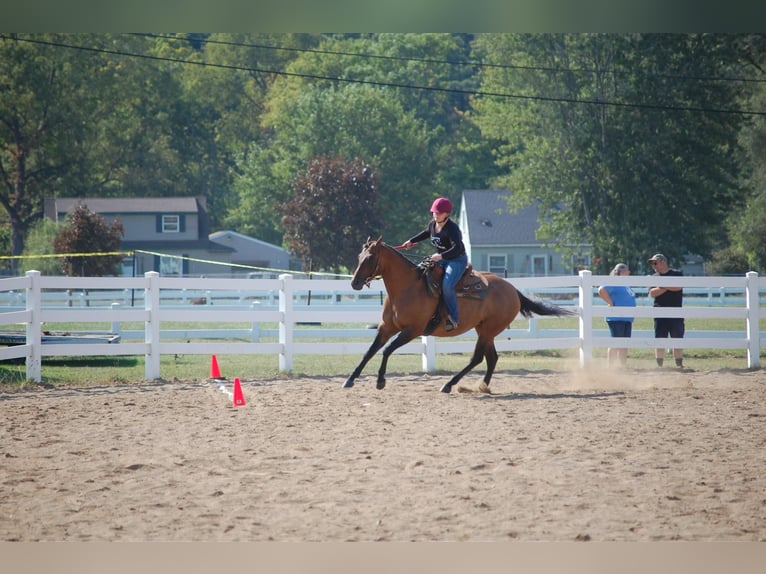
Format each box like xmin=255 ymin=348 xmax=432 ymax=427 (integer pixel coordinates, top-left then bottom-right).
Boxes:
xmin=401 ymin=197 xmax=468 ymax=331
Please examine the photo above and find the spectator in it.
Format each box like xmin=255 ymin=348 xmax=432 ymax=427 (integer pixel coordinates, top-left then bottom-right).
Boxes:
xmin=647 ymin=253 xmax=684 ymax=368
xmin=598 ymin=263 xmax=636 ymax=367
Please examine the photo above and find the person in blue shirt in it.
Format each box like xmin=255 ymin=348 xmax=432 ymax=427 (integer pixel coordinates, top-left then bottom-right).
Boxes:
xmin=598 ymin=263 xmax=637 ymax=367
xmin=401 ymin=197 xmax=467 ymax=332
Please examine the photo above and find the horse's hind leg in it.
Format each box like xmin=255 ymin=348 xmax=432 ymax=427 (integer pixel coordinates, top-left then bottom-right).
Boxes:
xmin=439 ymin=339 xmax=488 ymax=393
xmin=476 ymin=342 xmax=498 ymax=394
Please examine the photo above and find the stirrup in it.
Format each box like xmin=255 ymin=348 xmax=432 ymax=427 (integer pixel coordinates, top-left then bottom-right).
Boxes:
xmin=445 ymin=317 xmax=458 ymax=332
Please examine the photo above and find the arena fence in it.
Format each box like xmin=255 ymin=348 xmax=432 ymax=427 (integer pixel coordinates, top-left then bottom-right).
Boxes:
xmin=0 ymin=270 xmax=762 ymax=382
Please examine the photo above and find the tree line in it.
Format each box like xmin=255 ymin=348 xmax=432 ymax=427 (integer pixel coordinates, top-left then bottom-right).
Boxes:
xmin=1 ymin=33 xmax=765 ymax=275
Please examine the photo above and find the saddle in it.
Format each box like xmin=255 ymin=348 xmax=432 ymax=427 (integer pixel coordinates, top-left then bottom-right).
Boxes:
xmin=418 ymin=259 xmax=489 ymax=300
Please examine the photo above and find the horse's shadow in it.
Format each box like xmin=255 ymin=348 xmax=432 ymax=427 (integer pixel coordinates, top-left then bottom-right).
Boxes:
xmin=470 ymin=390 xmax=625 ymax=401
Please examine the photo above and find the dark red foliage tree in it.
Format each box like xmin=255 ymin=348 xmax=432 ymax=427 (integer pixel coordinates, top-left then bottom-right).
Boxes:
xmin=52 ymin=203 xmax=125 ymax=276
xmin=281 ymin=156 xmax=382 ymax=273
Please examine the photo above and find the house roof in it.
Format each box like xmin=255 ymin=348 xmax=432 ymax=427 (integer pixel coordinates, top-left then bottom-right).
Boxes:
xmin=47 ymin=197 xmax=202 ymax=216
xmin=461 ymin=190 xmax=543 ymax=246
xmin=208 ymin=230 xmax=288 ymax=253
xmin=121 ymin=239 xmax=233 ymax=253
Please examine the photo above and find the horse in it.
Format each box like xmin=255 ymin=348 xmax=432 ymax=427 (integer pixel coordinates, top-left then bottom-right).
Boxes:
xmin=343 ymin=237 xmax=576 ymax=393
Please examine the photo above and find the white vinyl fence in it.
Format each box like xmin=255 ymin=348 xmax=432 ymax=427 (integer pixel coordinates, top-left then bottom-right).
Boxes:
xmin=0 ymin=270 xmax=763 ymax=382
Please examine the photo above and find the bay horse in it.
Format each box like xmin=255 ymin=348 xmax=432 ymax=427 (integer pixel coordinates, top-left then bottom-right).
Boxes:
xmin=343 ymin=237 xmax=575 ymax=393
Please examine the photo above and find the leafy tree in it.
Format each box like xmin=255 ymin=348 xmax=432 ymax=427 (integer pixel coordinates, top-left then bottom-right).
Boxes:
xmin=280 ymin=156 xmax=381 ymax=273
xmin=52 ymin=203 xmax=124 ymax=276
xmin=231 ymin=83 xmax=436 ymax=245
xmin=472 ymin=34 xmax=745 ymax=273
xmin=171 ymin=33 xmax=316 ymax=228
xmin=20 ymin=218 xmax=62 ymax=275
xmin=0 ymin=34 xmax=98 ymax=264
xmin=230 ymin=34 xmax=499 ymax=247
xmin=0 ymin=33 xmax=199 ymax=265
xmin=728 ymin=34 xmax=766 ymax=272
xmin=705 ymin=246 xmax=753 ymax=275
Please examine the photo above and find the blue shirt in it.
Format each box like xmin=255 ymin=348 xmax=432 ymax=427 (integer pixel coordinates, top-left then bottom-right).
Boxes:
xmin=601 ymin=285 xmax=636 ymax=323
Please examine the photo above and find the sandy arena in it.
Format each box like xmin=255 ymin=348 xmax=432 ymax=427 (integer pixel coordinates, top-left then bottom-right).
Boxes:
xmin=1 ymin=366 xmax=765 ymax=542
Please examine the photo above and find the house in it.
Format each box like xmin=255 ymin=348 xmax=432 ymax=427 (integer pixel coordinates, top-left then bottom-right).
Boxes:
xmin=208 ymin=230 xmax=291 ymax=277
xmin=458 ymin=190 xmax=591 ymax=277
xmin=44 ymin=196 xmax=291 ymax=277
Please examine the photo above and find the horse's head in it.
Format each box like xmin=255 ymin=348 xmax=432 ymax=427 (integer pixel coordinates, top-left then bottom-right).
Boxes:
xmin=350 ymin=236 xmax=383 ymax=290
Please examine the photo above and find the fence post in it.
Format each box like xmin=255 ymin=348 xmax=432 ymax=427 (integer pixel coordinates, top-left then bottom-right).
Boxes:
xmin=421 ymin=335 xmax=435 ymax=372
xmin=745 ymin=271 xmax=760 ymax=369
xmin=25 ymin=270 xmax=42 ymax=382
xmin=110 ymin=302 xmax=122 ymax=337
xmin=578 ymin=269 xmax=593 ymax=367
xmin=144 ymin=271 xmax=161 ymax=380
xmin=279 ymin=274 xmax=294 ymax=372
xmin=250 ymin=302 xmax=260 ymax=343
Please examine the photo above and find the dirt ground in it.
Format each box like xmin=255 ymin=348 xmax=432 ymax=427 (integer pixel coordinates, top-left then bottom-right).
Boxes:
xmin=1 ymin=365 xmax=765 ymax=542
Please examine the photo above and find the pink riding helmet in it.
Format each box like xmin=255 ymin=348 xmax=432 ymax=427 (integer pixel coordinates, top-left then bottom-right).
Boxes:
xmin=430 ymin=197 xmax=453 ymax=213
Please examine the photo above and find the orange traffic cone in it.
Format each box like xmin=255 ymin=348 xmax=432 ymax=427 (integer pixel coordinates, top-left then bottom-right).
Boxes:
xmin=232 ymin=377 xmax=246 ymax=407
xmin=210 ymin=355 xmax=223 ymax=379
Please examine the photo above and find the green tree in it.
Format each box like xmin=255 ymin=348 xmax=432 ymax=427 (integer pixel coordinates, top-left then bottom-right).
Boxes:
xmin=280 ymin=156 xmax=381 ymax=273
xmin=172 ymin=33 xmax=315 ymax=228
xmin=20 ymin=218 xmax=61 ymax=275
xmin=728 ymin=34 xmax=766 ymax=272
xmin=230 ymin=34 xmax=499 ymax=247
xmin=231 ymin=82 xmax=436 ymax=245
xmin=0 ymin=34 xmax=97 ymax=263
xmin=52 ymin=203 xmax=124 ymax=276
xmin=0 ymin=33 xmax=199 ymax=264
xmin=472 ymin=33 xmax=745 ymax=273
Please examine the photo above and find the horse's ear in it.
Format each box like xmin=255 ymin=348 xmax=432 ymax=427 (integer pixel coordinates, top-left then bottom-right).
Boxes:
xmin=376 ymin=235 xmax=382 ymax=243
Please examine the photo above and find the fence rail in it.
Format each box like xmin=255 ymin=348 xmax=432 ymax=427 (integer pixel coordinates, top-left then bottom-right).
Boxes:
xmin=0 ymin=270 xmax=762 ymax=382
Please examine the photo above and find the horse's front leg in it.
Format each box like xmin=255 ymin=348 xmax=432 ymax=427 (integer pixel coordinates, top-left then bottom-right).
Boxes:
xmin=343 ymin=329 xmax=392 ymax=388
xmin=376 ymin=330 xmax=417 ymax=390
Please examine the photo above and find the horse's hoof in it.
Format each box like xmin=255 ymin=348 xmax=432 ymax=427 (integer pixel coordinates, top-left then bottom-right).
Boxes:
xmin=376 ymin=380 xmax=386 ymax=390
xmin=439 ymin=383 xmax=453 ymax=393
xmin=342 ymin=379 xmax=354 ymax=388
xmin=477 ymin=382 xmax=491 ymax=394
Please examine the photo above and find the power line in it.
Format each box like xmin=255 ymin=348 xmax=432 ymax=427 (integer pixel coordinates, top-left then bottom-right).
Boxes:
xmin=4 ymin=34 xmax=766 ymax=117
xmin=133 ymin=32 xmax=766 ymax=85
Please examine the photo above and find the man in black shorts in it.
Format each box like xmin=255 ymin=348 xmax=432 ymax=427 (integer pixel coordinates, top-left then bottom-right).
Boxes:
xmin=648 ymin=253 xmax=684 ymax=368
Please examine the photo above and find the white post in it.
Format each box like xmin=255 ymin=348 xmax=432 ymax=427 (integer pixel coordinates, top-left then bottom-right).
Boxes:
xmin=25 ymin=270 xmax=42 ymax=382
xmin=250 ymin=302 xmax=260 ymax=343
xmin=144 ymin=271 xmax=161 ymax=380
xmin=745 ymin=271 xmax=760 ymax=369
xmin=578 ymin=269 xmax=593 ymax=367
xmin=110 ymin=302 xmax=122 ymax=336
xmin=279 ymin=274 xmax=294 ymax=372
xmin=421 ymin=335 xmax=435 ymax=372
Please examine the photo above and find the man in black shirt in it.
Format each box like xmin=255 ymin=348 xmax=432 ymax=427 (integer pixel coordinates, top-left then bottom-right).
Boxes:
xmin=648 ymin=253 xmax=684 ymax=368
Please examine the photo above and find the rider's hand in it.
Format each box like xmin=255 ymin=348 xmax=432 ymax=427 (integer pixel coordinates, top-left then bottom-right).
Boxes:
xmin=431 ymin=253 xmax=442 ymax=262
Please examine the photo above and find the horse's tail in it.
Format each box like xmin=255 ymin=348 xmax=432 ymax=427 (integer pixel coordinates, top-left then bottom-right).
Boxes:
xmin=517 ymin=290 xmax=577 ymax=319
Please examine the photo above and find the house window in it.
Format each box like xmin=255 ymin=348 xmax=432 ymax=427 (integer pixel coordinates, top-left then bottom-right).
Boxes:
xmin=488 ymin=254 xmax=507 ymax=276
xmin=532 ymin=254 xmax=547 ymax=276
xmin=160 ymin=255 xmax=183 ymax=276
xmin=162 ymin=214 xmax=180 ymax=233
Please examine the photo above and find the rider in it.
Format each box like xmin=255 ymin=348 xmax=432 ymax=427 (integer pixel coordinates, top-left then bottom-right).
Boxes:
xmin=401 ymin=197 xmax=468 ymax=331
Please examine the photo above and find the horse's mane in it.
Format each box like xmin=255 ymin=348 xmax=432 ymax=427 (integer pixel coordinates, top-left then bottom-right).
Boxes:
xmin=379 ymin=240 xmax=418 ymax=268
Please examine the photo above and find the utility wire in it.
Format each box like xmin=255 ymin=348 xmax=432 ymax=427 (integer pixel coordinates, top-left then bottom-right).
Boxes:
xmin=4 ymin=34 xmax=766 ymax=117
xmin=132 ymin=32 xmax=766 ymax=85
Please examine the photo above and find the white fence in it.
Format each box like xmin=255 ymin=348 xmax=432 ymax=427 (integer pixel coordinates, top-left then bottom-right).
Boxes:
xmin=0 ymin=270 xmax=763 ymax=382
